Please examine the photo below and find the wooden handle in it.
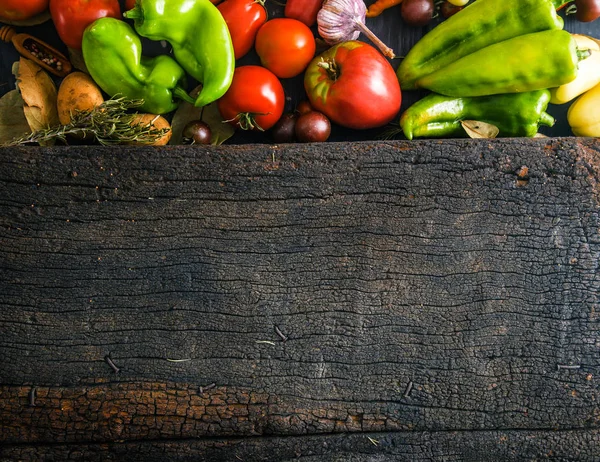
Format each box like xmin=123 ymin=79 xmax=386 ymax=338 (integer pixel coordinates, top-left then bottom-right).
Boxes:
xmin=0 ymin=25 xmax=16 ymax=43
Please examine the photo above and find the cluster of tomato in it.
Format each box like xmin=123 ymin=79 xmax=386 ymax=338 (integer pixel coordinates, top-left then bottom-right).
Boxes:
xmin=214 ymin=0 xmax=323 ymax=141
xmin=213 ymin=0 xmax=403 ymax=143
xmin=0 ymin=0 xmax=403 ymax=144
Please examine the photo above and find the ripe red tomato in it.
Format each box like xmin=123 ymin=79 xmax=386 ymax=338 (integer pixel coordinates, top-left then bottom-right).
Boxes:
xmin=49 ymin=0 xmax=121 ymax=50
xmin=304 ymin=41 xmax=401 ymax=129
xmin=255 ymin=18 xmax=316 ymax=79
xmin=217 ymin=65 xmax=285 ymax=131
xmin=0 ymin=0 xmax=48 ymax=21
xmin=218 ymin=0 xmax=267 ymax=60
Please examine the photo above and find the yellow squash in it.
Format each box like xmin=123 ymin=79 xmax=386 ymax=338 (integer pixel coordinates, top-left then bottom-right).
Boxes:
xmin=567 ymin=82 xmax=600 ymax=136
xmin=551 ymin=34 xmax=600 ymax=104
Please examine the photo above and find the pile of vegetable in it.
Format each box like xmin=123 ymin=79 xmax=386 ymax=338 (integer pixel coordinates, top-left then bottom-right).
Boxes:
xmin=0 ymin=0 xmax=599 ymax=146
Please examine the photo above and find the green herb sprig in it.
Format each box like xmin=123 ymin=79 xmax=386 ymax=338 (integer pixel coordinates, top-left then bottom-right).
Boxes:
xmin=5 ymin=96 xmax=169 ymax=146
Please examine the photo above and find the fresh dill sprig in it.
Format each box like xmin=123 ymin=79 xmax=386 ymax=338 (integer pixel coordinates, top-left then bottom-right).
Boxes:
xmin=376 ymin=123 xmax=404 ymax=140
xmin=5 ymin=96 xmax=169 ymax=146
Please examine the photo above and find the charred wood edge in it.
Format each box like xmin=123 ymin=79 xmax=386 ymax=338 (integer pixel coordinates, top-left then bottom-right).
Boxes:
xmin=0 ymin=428 xmax=598 ymax=461
xmin=2 ymin=378 xmax=599 ymax=442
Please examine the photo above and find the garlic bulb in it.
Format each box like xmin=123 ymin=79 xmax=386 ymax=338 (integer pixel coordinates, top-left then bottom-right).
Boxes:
xmin=317 ymin=0 xmax=395 ymax=58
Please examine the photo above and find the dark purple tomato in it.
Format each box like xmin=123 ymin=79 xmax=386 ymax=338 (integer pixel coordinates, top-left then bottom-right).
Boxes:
xmin=295 ymin=111 xmax=331 ymax=143
xmin=271 ymin=112 xmax=297 ymax=143
xmin=440 ymin=1 xmax=463 ymax=18
xmin=575 ymin=0 xmax=600 ymax=22
xmin=296 ymin=100 xmax=313 ymax=115
xmin=401 ymin=0 xmax=435 ymax=26
xmin=182 ymin=120 xmax=212 ymax=145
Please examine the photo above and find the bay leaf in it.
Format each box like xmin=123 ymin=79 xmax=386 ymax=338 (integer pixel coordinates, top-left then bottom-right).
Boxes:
xmin=68 ymin=48 xmax=89 ymax=74
xmin=169 ymin=85 xmax=234 ymax=146
xmin=14 ymin=57 xmax=60 ymax=134
xmin=461 ymin=120 xmax=499 ymax=139
xmin=0 ymin=90 xmax=31 ymax=145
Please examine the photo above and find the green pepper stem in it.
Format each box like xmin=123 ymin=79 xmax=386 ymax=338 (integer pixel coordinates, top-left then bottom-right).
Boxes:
xmin=577 ymin=48 xmax=592 ymax=61
xmin=173 ymin=86 xmax=196 ymax=105
xmin=540 ymin=111 xmax=555 ymax=128
xmin=123 ymin=4 xmax=142 ymax=20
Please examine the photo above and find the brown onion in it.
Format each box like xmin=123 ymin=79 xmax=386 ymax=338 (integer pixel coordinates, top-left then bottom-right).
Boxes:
xmin=317 ymin=0 xmax=395 ymax=58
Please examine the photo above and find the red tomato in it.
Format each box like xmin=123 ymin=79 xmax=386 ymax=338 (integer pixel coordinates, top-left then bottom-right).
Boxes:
xmin=284 ymin=0 xmax=322 ymax=27
xmin=49 ymin=0 xmax=121 ymax=50
xmin=217 ymin=0 xmax=267 ymax=60
xmin=255 ymin=18 xmax=316 ymax=79
xmin=217 ymin=65 xmax=285 ymax=131
xmin=304 ymin=41 xmax=401 ymax=129
xmin=0 ymin=0 xmax=48 ymax=21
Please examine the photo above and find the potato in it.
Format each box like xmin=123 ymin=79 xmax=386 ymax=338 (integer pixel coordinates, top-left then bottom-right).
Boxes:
xmin=57 ymin=71 xmax=104 ymax=125
xmin=129 ymin=114 xmax=172 ymax=146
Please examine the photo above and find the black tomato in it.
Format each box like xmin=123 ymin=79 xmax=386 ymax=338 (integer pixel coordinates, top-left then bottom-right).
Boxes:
xmin=271 ymin=112 xmax=297 ymax=143
xmin=575 ymin=0 xmax=600 ymax=22
xmin=182 ymin=120 xmax=212 ymax=145
xmin=401 ymin=0 xmax=435 ymax=26
xmin=440 ymin=1 xmax=464 ymax=18
xmin=295 ymin=111 xmax=331 ymax=143
xmin=296 ymin=100 xmax=313 ymax=115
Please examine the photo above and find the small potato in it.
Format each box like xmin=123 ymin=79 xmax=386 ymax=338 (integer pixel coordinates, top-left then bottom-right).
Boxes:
xmin=129 ymin=114 xmax=172 ymax=146
xmin=57 ymin=71 xmax=104 ymax=125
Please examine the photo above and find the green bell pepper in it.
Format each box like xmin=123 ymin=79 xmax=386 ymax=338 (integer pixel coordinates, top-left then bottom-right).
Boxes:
xmin=397 ymin=0 xmax=564 ymax=90
xmin=82 ymin=17 xmax=194 ymax=115
xmin=415 ymin=30 xmax=583 ymax=97
xmin=400 ymin=90 xmax=555 ymax=140
xmin=124 ymin=0 xmax=235 ymax=108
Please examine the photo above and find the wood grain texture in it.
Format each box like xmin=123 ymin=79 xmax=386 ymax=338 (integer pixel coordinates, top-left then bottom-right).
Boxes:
xmin=1 ymin=139 xmax=600 ymax=459
xmin=2 ymin=429 xmax=599 ymax=461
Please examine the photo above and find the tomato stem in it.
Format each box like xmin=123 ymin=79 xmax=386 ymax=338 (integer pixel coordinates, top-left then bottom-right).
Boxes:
xmin=565 ymin=2 xmax=577 ymax=14
xmin=224 ymin=112 xmax=269 ymax=131
xmin=317 ymin=58 xmax=340 ymax=81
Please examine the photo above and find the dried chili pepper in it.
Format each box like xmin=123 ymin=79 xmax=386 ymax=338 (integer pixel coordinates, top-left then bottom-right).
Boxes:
xmin=366 ymin=0 xmax=403 ymax=18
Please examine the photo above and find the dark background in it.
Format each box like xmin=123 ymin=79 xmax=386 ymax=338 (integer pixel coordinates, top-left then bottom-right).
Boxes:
xmin=0 ymin=0 xmax=598 ymax=142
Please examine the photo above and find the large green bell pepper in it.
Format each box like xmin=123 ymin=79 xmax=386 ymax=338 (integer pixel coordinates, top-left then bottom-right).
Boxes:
xmin=400 ymin=90 xmax=555 ymax=140
xmin=416 ymin=30 xmax=583 ymax=97
xmin=397 ymin=0 xmax=564 ymax=90
xmin=124 ymin=0 xmax=235 ymax=108
xmin=82 ymin=17 xmax=195 ymax=115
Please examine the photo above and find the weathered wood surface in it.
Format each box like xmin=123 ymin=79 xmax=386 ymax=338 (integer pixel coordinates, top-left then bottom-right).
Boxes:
xmin=1 ymin=138 xmax=600 ymax=460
